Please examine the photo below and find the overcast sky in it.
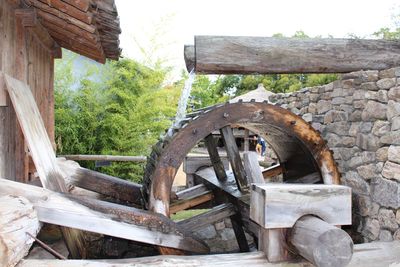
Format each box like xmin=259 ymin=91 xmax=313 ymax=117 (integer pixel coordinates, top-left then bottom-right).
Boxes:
xmin=115 ymin=0 xmax=399 ymax=79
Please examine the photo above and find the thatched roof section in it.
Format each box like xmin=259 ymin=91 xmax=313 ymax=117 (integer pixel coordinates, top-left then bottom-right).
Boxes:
xmin=25 ymin=0 xmax=121 ymax=63
xmin=230 ymin=84 xmax=274 ymax=103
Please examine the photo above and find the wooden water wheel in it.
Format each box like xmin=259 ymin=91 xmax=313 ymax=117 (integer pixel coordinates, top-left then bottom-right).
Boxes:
xmin=142 ymin=101 xmax=340 ymax=255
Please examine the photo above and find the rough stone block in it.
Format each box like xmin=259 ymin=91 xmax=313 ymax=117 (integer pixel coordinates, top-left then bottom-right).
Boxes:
xmin=388 ymin=86 xmax=400 ymax=101
xmin=316 ymin=100 xmax=332 ymax=114
xmin=371 ymin=176 xmax=400 ymax=209
xmin=356 ymin=134 xmax=380 ymax=151
xmin=362 ymin=218 xmax=380 ymax=240
xmin=353 ymin=90 xmax=366 ymax=100
xmin=323 ymin=110 xmax=348 ymax=123
xmin=378 ymin=209 xmax=398 ymax=231
xmin=353 ymin=100 xmax=366 ymax=109
xmin=361 ymin=101 xmax=387 ymax=121
xmin=377 ymin=78 xmax=396 ymax=90
xmin=342 ymin=171 xmax=370 ymax=195
xmin=387 ymin=100 xmax=400 ymax=120
xmin=372 ymin=121 xmax=390 ymax=137
xmin=392 ymin=117 xmax=400 ymax=131
xmin=360 ymin=82 xmax=378 ymax=91
xmin=382 ymin=161 xmax=400 ymax=181
xmin=388 ymin=146 xmax=400 ymax=164
xmin=376 ymin=147 xmax=389 ymax=162
xmin=379 ymin=230 xmax=394 ymax=241
xmin=325 ymin=122 xmax=350 ymax=135
xmin=354 ymin=195 xmax=372 ymax=216
xmin=349 ymin=110 xmax=362 ymax=121
xmin=196 ymin=225 xmax=217 ymax=239
xmin=394 ymin=229 xmax=400 ymax=240
xmin=380 ymin=131 xmax=400 ymax=145
xmin=331 ymin=97 xmax=346 ymax=105
xmin=379 ymin=67 xmax=400 ymax=79
xmin=357 ymin=164 xmax=380 ymax=180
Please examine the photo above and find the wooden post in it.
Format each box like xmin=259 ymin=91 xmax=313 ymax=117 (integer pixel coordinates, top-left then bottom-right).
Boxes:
xmin=187 ymin=36 xmax=400 ymax=74
xmin=244 ymin=129 xmax=249 ymax=151
xmin=289 ymin=215 xmax=353 ymax=267
xmin=204 ymin=134 xmax=227 ymax=182
xmin=243 ymin=151 xmax=264 ymax=184
xmin=230 ymin=213 xmax=250 ymax=252
xmin=0 ymin=195 xmax=41 ymax=267
xmin=220 ymin=126 xmax=248 ymax=191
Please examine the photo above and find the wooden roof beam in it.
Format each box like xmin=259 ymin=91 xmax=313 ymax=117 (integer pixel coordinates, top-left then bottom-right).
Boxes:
xmin=62 ymin=0 xmax=91 ymax=12
xmin=36 ymin=0 xmax=93 ymax=24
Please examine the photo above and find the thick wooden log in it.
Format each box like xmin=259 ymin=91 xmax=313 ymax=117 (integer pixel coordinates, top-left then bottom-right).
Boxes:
xmin=220 ymin=126 xmax=249 ymax=191
xmin=4 ymin=74 xmax=87 ymax=258
xmin=0 ymin=195 xmax=41 ymax=267
xmin=250 ymin=184 xmax=352 ymax=229
xmin=289 ymin=215 xmax=353 ymax=267
xmin=57 ymin=158 xmax=143 ymax=205
xmin=204 ymin=134 xmax=227 ymax=182
xmin=0 ymin=178 xmax=209 ymax=253
xmin=243 ymin=151 xmax=264 ymax=184
xmin=188 ymin=36 xmax=400 ymax=74
xmin=170 ymin=191 xmax=214 ymax=214
xmin=60 ymin=154 xmax=147 ymax=162
xmin=178 ymin=203 xmax=236 ymax=232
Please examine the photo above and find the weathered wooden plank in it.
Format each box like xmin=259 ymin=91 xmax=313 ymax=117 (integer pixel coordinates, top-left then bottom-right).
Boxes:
xmin=290 ymin=215 xmax=353 ymax=267
xmin=16 ymin=241 xmax=400 ymax=266
xmin=220 ymin=126 xmax=248 ymax=191
xmin=230 ymin=213 xmax=250 ymax=252
xmin=250 ymin=184 xmax=352 ymax=229
xmin=243 ymin=151 xmax=264 ymax=184
xmin=183 ymin=154 xmax=229 ymax=175
xmin=0 ymin=72 xmax=6 ymax=107
xmin=59 ymin=154 xmax=147 ymax=162
xmin=175 ymin=183 xmax=208 ymax=201
xmin=291 ymin=172 xmax=321 ymax=184
xmin=262 ymin=164 xmax=283 ymax=179
xmin=258 ymin=228 xmax=292 ymax=263
xmin=204 ymin=134 xmax=227 ymax=182
xmin=170 ymin=191 xmax=214 ymax=214
xmin=4 ymin=74 xmax=86 ymax=258
xmin=244 ymin=129 xmax=250 ymax=151
xmin=0 ymin=178 xmax=209 ymax=253
xmin=57 ymin=158 xmax=143 ymax=205
xmin=189 ymin=36 xmax=400 ymax=74
xmin=178 ymin=203 xmax=236 ymax=232
xmin=0 ymin=195 xmax=41 ymax=267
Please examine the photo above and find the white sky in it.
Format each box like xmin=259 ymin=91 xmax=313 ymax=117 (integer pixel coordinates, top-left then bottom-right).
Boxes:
xmin=115 ymin=0 xmax=399 ymax=79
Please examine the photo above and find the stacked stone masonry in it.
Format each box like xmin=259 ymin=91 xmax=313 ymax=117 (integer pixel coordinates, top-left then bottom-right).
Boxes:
xmin=269 ymin=67 xmax=400 ymax=243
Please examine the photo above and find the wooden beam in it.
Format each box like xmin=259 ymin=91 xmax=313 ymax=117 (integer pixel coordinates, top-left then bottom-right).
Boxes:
xmin=220 ymin=126 xmax=249 ymax=191
xmin=0 ymin=178 xmax=210 ymax=254
xmin=230 ymin=213 xmax=250 ymax=252
xmin=0 ymin=195 xmax=41 ymax=267
xmin=4 ymin=75 xmax=86 ymax=258
xmin=189 ymin=36 xmax=400 ymax=74
xmin=262 ymin=164 xmax=283 ymax=179
xmin=59 ymin=154 xmax=147 ymax=162
xmin=178 ymin=203 xmax=236 ymax=232
xmin=170 ymin=191 xmax=214 ymax=214
xmin=0 ymin=73 xmax=6 ymax=107
xmin=290 ymin=215 xmax=353 ymax=267
xmin=57 ymin=158 xmax=143 ymax=205
xmin=243 ymin=151 xmax=264 ymax=184
xmin=250 ymin=184 xmax=352 ymax=229
xmin=204 ymin=134 xmax=227 ymax=182
xmin=244 ymin=129 xmax=250 ymax=151
xmin=174 ymin=183 xmax=208 ymax=201
xmin=36 ymin=0 xmax=93 ymax=24
xmin=61 ymin=0 xmax=90 ymax=12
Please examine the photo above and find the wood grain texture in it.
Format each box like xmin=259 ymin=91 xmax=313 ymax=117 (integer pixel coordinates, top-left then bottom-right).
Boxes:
xmin=0 ymin=72 xmax=6 ymax=106
xmin=250 ymin=184 xmax=352 ymax=228
xmin=4 ymin=74 xmax=86 ymax=258
xmin=170 ymin=191 xmax=214 ymax=214
xmin=192 ymin=36 xmax=400 ymax=74
xmin=220 ymin=126 xmax=249 ymax=191
xmin=204 ymin=134 xmax=228 ymax=182
xmin=290 ymin=215 xmax=353 ymax=267
xmin=0 ymin=195 xmax=41 ymax=267
xmin=0 ymin=178 xmax=209 ymax=254
xmin=243 ymin=151 xmax=265 ymax=184
xmin=175 ymin=184 xmax=208 ymax=201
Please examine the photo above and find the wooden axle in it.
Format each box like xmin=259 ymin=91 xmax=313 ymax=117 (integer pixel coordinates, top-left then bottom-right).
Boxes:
xmin=290 ymin=215 xmax=353 ymax=267
xmin=185 ymin=36 xmax=400 ymax=74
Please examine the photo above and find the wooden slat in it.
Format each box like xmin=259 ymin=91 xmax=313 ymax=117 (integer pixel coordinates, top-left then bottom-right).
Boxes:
xmin=36 ymin=0 xmax=93 ymax=24
xmin=170 ymin=191 xmax=214 ymax=214
xmin=178 ymin=203 xmax=236 ymax=232
xmin=61 ymin=0 xmax=90 ymax=12
xmin=59 ymin=154 xmax=147 ymax=162
xmin=0 ymin=72 xmax=6 ymax=107
xmin=190 ymin=36 xmax=400 ymax=74
xmin=262 ymin=164 xmax=283 ymax=179
xmin=57 ymin=158 xmax=143 ymax=205
xmin=4 ymin=74 xmax=86 ymax=258
xmin=243 ymin=151 xmax=264 ymax=184
xmin=0 ymin=178 xmax=209 ymax=254
xmin=220 ymin=126 xmax=249 ymax=191
xmin=175 ymin=184 xmax=208 ymax=201
xmin=230 ymin=213 xmax=250 ymax=252
xmin=204 ymin=134 xmax=227 ymax=182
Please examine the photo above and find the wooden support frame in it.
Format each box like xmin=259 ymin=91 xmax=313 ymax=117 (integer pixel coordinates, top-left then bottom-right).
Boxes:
xmin=0 ymin=178 xmax=209 ymax=253
xmin=170 ymin=191 xmax=214 ymax=214
xmin=243 ymin=151 xmax=264 ymax=184
xmin=0 ymin=73 xmax=6 ymax=107
xmin=204 ymin=134 xmax=227 ymax=182
xmin=220 ymin=126 xmax=249 ymax=191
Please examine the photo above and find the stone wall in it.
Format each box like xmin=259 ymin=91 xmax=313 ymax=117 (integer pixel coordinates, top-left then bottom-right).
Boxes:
xmin=269 ymin=67 xmax=400 ymax=243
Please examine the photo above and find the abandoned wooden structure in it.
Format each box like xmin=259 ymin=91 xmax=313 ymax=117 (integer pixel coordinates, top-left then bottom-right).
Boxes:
xmin=1 ymin=1 xmax=400 ymax=264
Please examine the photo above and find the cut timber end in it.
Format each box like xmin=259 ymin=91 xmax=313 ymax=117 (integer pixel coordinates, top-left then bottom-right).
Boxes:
xmin=250 ymin=184 xmax=352 ymax=228
xmin=186 ymin=36 xmax=400 ymax=74
xmin=290 ymin=215 xmax=354 ymax=267
xmin=0 ymin=195 xmax=41 ymax=267
xmin=184 ymin=44 xmax=195 ymax=72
